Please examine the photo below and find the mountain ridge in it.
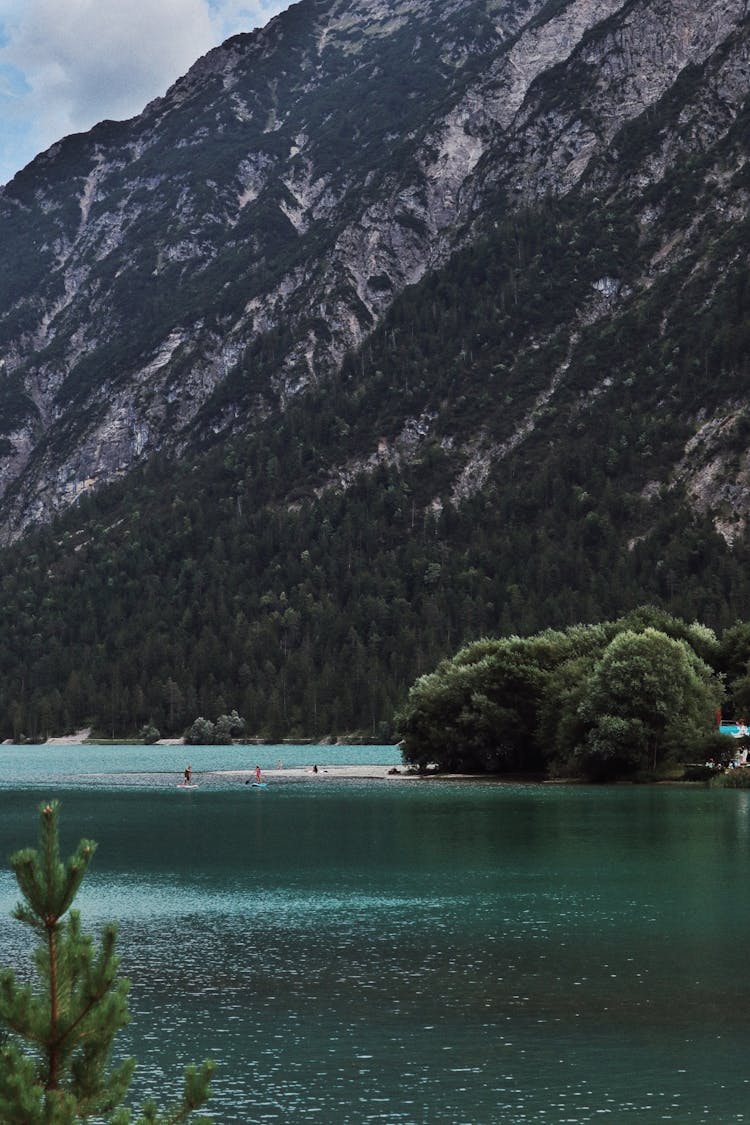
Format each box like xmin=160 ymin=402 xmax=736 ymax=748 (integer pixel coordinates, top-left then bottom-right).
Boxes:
xmin=2 ymin=0 xmax=747 ymax=540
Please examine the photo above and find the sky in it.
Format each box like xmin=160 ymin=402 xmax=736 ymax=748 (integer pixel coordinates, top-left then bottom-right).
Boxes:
xmin=0 ymin=0 xmax=292 ymax=186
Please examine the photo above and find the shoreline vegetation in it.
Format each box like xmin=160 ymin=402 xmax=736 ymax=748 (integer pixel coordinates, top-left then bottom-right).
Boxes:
xmin=32 ymin=728 xmax=394 ymax=748
xmin=39 ymin=734 xmax=392 ymax=748
xmin=16 ymin=606 xmax=750 ymax=791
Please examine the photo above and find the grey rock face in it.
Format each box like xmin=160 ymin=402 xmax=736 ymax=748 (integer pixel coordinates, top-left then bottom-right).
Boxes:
xmin=0 ymin=0 xmax=748 ymax=539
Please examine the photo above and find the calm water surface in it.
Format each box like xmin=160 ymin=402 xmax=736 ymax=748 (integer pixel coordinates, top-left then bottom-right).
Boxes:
xmin=0 ymin=747 xmax=749 ymax=1123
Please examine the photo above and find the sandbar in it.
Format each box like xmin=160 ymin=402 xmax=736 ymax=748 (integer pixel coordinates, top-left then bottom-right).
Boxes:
xmin=216 ymin=764 xmax=413 ymax=781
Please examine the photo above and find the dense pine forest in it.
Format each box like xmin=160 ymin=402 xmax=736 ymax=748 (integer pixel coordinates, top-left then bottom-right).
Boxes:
xmin=3 ymin=456 xmax=748 ymax=746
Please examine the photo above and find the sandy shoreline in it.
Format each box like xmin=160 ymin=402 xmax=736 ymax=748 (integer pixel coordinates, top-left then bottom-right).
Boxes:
xmin=208 ymin=766 xmax=538 ymax=783
xmin=44 ymin=728 xmax=93 ymax=745
xmin=32 ymin=738 xmax=544 ymax=784
xmin=215 ymin=764 xmax=413 ymax=781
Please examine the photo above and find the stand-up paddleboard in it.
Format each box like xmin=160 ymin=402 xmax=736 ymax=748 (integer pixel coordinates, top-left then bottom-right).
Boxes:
xmin=246 ymin=780 xmax=267 ymax=788
xmin=178 ymin=782 xmax=199 ymax=789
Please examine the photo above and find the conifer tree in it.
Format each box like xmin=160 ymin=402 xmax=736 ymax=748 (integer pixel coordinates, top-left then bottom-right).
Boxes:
xmin=0 ymin=801 xmax=214 ymax=1123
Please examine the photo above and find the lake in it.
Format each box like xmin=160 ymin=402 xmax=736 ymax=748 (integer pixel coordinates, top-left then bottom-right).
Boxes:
xmin=0 ymin=745 xmax=749 ymax=1123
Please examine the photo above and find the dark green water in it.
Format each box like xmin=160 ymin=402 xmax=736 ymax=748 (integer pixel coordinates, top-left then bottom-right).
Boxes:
xmin=1 ymin=778 xmax=750 ymax=1123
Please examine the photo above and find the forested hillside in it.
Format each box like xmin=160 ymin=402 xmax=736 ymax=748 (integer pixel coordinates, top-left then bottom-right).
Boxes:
xmin=2 ymin=0 xmax=750 ymax=741
xmin=2 ymin=435 xmax=749 ymax=744
xmin=4 ymin=195 xmax=750 ymax=741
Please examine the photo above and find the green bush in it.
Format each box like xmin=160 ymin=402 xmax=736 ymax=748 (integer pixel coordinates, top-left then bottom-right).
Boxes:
xmin=682 ymin=764 xmax=719 ymax=782
xmin=681 ymin=731 xmax=734 ymax=768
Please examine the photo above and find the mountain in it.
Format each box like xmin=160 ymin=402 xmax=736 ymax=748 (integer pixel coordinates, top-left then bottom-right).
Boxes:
xmin=1 ymin=0 xmax=750 ymax=741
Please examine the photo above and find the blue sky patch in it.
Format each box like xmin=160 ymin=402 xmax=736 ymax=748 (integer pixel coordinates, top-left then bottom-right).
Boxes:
xmin=0 ymin=62 xmax=30 ymax=99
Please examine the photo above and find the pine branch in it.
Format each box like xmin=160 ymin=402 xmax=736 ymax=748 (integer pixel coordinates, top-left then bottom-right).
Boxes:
xmin=133 ymin=1061 xmax=216 ymax=1125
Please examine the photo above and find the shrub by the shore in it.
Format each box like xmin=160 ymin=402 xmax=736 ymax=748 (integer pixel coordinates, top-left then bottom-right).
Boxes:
xmin=717 ymin=768 xmax=750 ymax=788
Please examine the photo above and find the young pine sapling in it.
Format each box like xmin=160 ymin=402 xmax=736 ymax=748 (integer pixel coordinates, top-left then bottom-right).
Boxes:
xmin=0 ymin=800 xmax=214 ymax=1123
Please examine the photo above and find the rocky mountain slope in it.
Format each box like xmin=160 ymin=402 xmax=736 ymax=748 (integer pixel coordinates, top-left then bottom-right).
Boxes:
xmin=1 ymin=0 xmax=749 ymax=543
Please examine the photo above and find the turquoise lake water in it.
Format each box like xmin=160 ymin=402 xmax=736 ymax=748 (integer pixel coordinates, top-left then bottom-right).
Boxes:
xmin=1 ymin=746 xmax=750 ymax=1122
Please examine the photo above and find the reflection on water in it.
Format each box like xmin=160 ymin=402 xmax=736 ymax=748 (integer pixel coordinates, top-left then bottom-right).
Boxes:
xmin=0 ymin=781 xmax=749 ymax=1122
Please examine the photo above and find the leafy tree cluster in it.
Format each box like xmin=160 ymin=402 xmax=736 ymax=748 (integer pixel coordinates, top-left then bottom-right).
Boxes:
xmin=397 ymin=607 xmax=731 ymax=780
xmin=185 ymin=711 xmax=246 ymax=745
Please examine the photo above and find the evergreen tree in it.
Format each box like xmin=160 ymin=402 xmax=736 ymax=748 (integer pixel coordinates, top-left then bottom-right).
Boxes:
xmin=0 ymin=801 xmax=214 ymax=1123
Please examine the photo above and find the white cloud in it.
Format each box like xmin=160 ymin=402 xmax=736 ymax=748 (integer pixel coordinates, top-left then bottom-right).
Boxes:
xmin=5 ymin=0 xmax=215 ymax=122
xmin=209 ymin=0 xmax=290 ymax=39
xmin=0 ymin=0 xmax=291 ymax=185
